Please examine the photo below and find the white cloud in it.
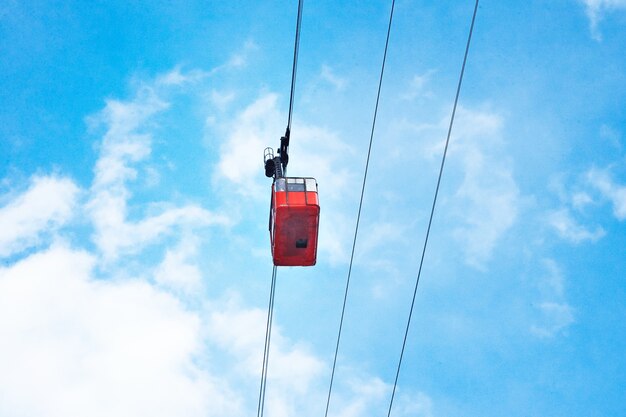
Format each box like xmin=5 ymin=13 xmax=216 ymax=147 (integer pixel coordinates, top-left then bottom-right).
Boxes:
xmin=548 ymin=208 xmax=605 ymax=243
xmin=225 ymin=40 xmax=258 ymax=69
xmin=531 ymin=260 xmax=575 ymax=338
xmin=207 ymin=299 xmax=325 ymax=391
xmin=587 ymin=168 xmax=626 ymax=220
xmin=207 ymin=297 xmax=327 ymax=417
xmin=332 ymin=376 xmax=389 ymax=417
xmin=401 ymin=70 xmax=436 ymax=100
xmin=210 ymin=89 xmax=237 ymax=111
xmin=317 ymin=209 xmax=352 ymax=265
xmin=0 ymin=175 xmax=79 ymax=257
xmin=205 ymin=295 xmax=430 ymax=417
xmin=359 ymin=223 xmax=404 ymax=254
xmin=538 ymin=259 xmax=565 ymax=299
xmin=0 ymin=235 xmax=399 ymax=416
xmin=580 ymin=0 xmax=626 ymax=40
xmin=440 ymin=107 xmax=520 ymax=268
xmin=531 ymin=302 xmax=575 ymax=338
xmin=0 ymin=245 xmax=240 ymax=417
xmin=207 ymin=302 xmax=269 ymax=375
xmin=393 ymin=391 xmax=435 ymax=417
xmin=397 ymin=106 xmax=519 ymax=269
xmin=88 ymin=83 xmax=229 ymax=261
xmin=599 ymin=124 xmax=623 ymax=151
xmin=213 ymin=93 xmax=283 ymax=196
xmin=453 ymin=162 xmax=519 ymax=268
xmin=90 ymin=198 xmax=225 ymax=261
xmin=213 ymin=93 xmax=354 ymax=197
xmin=289 ymin=123 xmax=355 ymax=199
xmin=154 ymin=235 xmax=203 ymax=294
xmin=155 ymin=66 xmax=210 ymax=87
xmin=320 ymin=64 xmax=348 ymax=90
xmin=571 ymin=191 xmax=594 ymax=209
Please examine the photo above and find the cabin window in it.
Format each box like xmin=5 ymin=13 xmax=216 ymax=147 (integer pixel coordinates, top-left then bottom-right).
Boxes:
xmin=275 ymin=178 xmax=286 ymax=192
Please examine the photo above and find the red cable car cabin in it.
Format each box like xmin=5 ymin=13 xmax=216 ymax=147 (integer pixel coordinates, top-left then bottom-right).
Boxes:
xmin=269 ymin=177 xmax=320 ymax=266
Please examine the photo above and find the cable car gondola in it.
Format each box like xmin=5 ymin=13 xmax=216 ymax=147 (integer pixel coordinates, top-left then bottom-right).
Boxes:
xmin=264 ymin=132 xmax=320 ymax=266
xmin=269 ymin=177 xmax=319 ymax=266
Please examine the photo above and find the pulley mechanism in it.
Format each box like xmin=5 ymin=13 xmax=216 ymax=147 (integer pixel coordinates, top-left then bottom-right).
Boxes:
xmin=264 ymin=127 xmax=290 ymax=179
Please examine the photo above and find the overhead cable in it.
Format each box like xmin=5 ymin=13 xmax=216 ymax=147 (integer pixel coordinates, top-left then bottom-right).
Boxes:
xmin=257 ymin=1 xmax=305 ymax=415
xmin=287 ymin=0 xmax=304 ymax=134
xmin=386 ymin=1 xmax=481 ymax=416
xmin=256 ymin=265 xmax=278 ymax=417
xmin=323 ymin=1 xmax=396 ymax=416
xmin=280 ymin=0 xmax=304 ymax=176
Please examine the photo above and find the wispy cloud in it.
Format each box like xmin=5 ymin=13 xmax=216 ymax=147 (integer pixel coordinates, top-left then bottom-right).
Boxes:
xmin=332 ymin=376 xmax=389 ymax=417
xmin=0 ymin=176 xmax=78 ymax=257
xmin=599 ymin=124 xmax=623 ymax=151
xmin=87 ymin=80 xmax=228 ymax=262
xmin=587 ymin=167 xmax=626 ymax=220
xmin=207 ymin=296 xmax=326 ymax=417
xmin=401 ymin=70 xmax=436 ymax=100
xmin=531 ymin=301 xmax=575 ymax=338
xmin=207 ymin=297 xmax=324 ymax=387
xmin=571 ymin=191 xmax=594 ymax=210
xmin=213 ymin=92 xmax=354 ymax=195
xmin=453 ymin=161 xmax=519 ymax=269
xmin=213 ymin=93 xmax=283 ymax=196
xmin=320 ymin=64 xmax=348 ymax=90
xmin=445 ymin=107 xmax=520 ymax=269
xmin=154 ymin=234 xmax=203 ymax=295
xmin=548 ymin=208 xmax=605 ymax=243
xmin=210 ymin=89 xmax=237 ymax=111
xmin=580 ymin=0 xmax=626 ymax=40
xmin=393 ymin=391 xmax=435 ymax=417
xmin=530 ymin=259 xmax=575 ymax=338
xmin=397 ymin=105 xmax=519 ymax=269
xmin=155 ymin=66 xmax=211 ymax=87
xmin=225 ymin=39 xmax=259 ymax=70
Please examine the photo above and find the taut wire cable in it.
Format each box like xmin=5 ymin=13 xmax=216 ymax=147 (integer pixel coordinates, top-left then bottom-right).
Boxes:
xmin=257 ymin=1 xmax=305 ymax=415
xmin=256 ymin=265 xmax=277 ymax=417
xmin=287 ymin=0 xmax=304 ymax=134
xmin=386 ymin=1 xmax=480 ymax=416
xmin=323 ymin=1 xmax=396 ymax=416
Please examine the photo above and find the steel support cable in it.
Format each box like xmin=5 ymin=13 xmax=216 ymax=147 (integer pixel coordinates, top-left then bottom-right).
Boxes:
xmin=279 ymin=0 xmax=304 ymax=177
xmin=385 ymin=1 xmax=480 ymax=416
xmin=323 ymin=2 xmax=396 ymax=417
xmin=256 ymin=265 xmax=278 ymax=417
xmin=257 ymin=0 xmax=303 ymax=417
xmin=257 ymin=2 xmax=304 ymax=414
xmin=287 ymin=0 xmax=304 ymax=134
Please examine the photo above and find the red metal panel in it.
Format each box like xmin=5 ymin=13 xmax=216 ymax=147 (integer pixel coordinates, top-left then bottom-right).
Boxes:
xmin=270 ymin=180 xmax=320 ymax=266
xmin=306 ymin=191 xmax=318 ymax=206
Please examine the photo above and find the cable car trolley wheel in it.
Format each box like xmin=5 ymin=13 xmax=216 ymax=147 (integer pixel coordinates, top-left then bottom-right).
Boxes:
xmin=269 ymin=177 xmax=320 ymax=266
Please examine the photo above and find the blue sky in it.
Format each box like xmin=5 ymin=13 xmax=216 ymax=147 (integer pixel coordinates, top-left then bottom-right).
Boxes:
xmin=1 ymin=0 xmax=625 ymax=416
